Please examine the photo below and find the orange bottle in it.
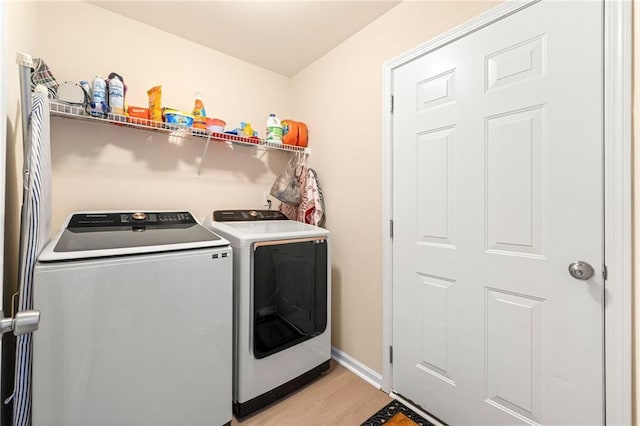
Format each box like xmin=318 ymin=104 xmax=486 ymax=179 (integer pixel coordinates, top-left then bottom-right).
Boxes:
xmin=192 ymin=95 xmax=207 ymax=130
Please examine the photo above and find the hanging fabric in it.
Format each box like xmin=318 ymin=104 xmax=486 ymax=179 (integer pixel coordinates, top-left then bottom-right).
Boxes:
xmin=280 ymin=153 xmax=326 ymax=227
xmin=269 ymin=154 xmax=301 ymax=206
xmin=12 ymin=86 xmax=52 ymax=426
xmin=29 ymin=58 xmax=58 ymax=99
xmin=306 ymin=168 xmax=326 ymax=227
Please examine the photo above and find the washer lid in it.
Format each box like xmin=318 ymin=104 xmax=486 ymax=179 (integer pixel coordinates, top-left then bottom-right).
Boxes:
xmin=205 ymin=213 xmax=329 ymax=246
xmin=39 ymin=211 xmax=229 ymax=261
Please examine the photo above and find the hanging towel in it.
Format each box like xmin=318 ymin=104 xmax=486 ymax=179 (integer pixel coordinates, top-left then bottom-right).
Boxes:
xmin=307 ymin=168 xmax=326 ymax=227
xmin=12 ymin=86 xmax=52 ymax=426
xmin=280 ymin=165 xmax=325 ymax=227
xmin=30 ymin=58 xmax=58 ymax=99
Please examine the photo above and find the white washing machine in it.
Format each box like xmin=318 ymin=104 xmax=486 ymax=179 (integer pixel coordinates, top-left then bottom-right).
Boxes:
xmin=32 ymin=211 xmax=233 ymax=426
xmin=204 ymin=210 xmax=330 ymax=417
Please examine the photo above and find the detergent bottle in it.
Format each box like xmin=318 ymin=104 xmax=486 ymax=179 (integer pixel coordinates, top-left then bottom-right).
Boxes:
xmin=79 ymin=80 xmax=92 ymax=102
xmin=108 ymin=75 xmax=125 ymax=115
xmin=266 ymin=113 xmax=283 ymax=144
xmin=89 ymin=76 xmax=108 ymax=116
xmin=192 ymin=95 xmax=207 ymax=130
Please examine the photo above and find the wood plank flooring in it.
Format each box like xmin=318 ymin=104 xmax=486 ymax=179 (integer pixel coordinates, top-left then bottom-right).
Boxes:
xmin=232 ymin=361 xmax=392 ymax=425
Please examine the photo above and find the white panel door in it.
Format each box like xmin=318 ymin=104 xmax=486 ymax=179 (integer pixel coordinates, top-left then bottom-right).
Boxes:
xmin=391 ymin=1 xmax=603 ymax=425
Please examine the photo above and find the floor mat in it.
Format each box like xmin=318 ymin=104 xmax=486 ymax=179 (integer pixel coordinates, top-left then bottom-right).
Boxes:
xmin=361 ymin=400 xmax=436 ymax=426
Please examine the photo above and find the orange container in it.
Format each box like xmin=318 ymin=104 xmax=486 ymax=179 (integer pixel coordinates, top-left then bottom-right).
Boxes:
xmin=282 ymin=120 xmax=308 ymax=147
xmin=127 ymin=106 xmax=149 ymax=125
xmin=297 ymin=122 xmax=308 ymax=147
xmin=206 ymin=117 xmax=226 ymax=133
xmin=282 ymin=120 xmax=298 ymax=146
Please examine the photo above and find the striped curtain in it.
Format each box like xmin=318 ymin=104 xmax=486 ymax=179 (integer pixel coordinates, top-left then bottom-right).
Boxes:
xmin=12 ymin=86 xmax=52 ymax=426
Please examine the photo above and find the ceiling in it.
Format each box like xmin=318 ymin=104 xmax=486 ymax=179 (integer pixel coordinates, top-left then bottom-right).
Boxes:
xmin=89 ymin=1 xmax=401 ymax=77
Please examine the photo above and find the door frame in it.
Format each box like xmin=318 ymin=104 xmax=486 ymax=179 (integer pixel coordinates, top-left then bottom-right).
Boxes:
xmin=0 ymin=0 xmax=6 ymax=306
xmin=381 ymin=1 xmax=632 ymax=425
xmin=0 ymin=0 xmax=6 ymax=411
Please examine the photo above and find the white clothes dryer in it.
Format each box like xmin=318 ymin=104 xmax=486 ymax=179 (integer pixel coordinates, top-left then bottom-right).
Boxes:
xmin=204 ymin=210 xmax=331 ymax=417
xmin=32 ymin=211 xmax=233 ymax=426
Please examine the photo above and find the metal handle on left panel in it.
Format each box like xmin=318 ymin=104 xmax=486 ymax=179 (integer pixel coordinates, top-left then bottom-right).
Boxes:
xmin=568 ymin=261 xmax=594 ymax=281
xmin=0 ymin=310 xmax=40 ymax=336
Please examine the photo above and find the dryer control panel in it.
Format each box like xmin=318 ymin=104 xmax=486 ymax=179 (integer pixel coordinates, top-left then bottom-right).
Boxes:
xmin=213 ymin=210 xmax=288 ymax=222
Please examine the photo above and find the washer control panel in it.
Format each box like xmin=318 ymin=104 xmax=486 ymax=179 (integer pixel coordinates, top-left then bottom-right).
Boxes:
xmin=50 ymin=211 xmax=224 ymax=255
xmin=68 ymin=212 xmax=196 ymax=229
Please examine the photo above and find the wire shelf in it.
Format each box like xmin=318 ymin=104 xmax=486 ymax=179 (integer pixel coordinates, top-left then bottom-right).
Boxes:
xmin=48 ymin=101 xmax=310 ymax=168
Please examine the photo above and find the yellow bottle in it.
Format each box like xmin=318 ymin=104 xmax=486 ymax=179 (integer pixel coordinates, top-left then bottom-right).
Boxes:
xmin=192 ymin=95 xmax=207 ymax=130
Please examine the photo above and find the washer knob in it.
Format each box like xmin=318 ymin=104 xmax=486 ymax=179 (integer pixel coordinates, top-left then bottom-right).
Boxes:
xmin=132 ymin=212 xmax=147 ymax=221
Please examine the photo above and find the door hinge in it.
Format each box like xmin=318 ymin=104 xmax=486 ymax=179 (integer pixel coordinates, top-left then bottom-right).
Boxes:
xmin=389 ymin=346 xmax=393 ymax=364
xmin=602 ymin=264 xmax=608 ymax=280
xmin=391 ymin=95 xmax=394 ymax=114
xmin=390 ymin=220 xmax=394 ymax=238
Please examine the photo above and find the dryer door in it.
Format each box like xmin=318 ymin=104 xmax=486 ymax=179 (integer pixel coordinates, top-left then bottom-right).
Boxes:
xmin=253 ymin=237 xmax=328 ymax=359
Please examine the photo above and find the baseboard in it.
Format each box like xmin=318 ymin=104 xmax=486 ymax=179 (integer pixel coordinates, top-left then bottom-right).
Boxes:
xmin=330 ymin=348 xmax=445 ymax=425
xmin=331 ymin=346 xmax=383 ymax=389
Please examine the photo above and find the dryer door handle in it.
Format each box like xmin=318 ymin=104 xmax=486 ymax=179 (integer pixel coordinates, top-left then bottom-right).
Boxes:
xmin=0 ymin=310 xmax=40 ymax=336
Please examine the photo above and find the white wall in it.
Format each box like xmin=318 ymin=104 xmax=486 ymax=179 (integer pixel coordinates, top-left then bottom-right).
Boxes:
xmin=291 ymin=0 xmax=498 ymax=373
xmin=21 ymin=2 xmax=294 ymax=231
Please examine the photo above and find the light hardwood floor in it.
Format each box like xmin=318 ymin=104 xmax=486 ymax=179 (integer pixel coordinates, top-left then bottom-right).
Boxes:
xmin=232 ymin=361 xmax=392 ymax=425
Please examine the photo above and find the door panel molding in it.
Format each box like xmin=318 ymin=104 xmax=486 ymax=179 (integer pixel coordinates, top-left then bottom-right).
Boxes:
xmin=381 ymin=1 xmax=632 ymax=424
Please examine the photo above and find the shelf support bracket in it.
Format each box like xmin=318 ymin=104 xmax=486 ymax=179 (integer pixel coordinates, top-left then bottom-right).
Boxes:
xmin=197 ymin=134 xmax=212 ymax=177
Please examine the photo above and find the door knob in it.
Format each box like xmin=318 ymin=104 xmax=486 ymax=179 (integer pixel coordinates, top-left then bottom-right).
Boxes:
xmin=568 ymin=261 xmax=594 ymax=280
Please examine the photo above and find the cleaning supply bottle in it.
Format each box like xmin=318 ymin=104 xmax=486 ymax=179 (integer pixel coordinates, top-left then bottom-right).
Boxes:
xmin=192 ymin=95 xmax=207 ymax=130
xmin=79 ymin=80 xmax=92 ymax=103
xmin=266 ymin=113 xmax=283 ymax=144
xmin=108 ymin=75 xmax=124 ymax=115
xmin=90 ymin=76 xmax=108 ymax=116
